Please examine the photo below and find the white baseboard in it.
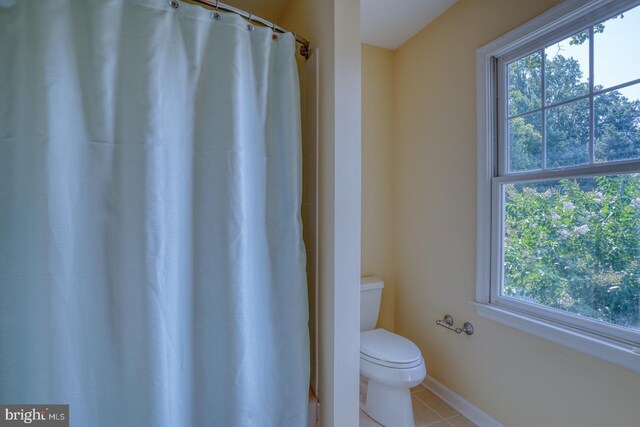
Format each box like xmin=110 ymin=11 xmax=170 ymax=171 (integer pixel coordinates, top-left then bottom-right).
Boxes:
xmin=421 ymin=376 xmax=503 ymax=427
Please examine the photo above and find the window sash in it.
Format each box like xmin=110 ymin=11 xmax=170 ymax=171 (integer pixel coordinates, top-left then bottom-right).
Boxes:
xmin=491 ymin=174 xmax=640 ymax=347
xmin=497 ymin=0 xmax=640 ymax=177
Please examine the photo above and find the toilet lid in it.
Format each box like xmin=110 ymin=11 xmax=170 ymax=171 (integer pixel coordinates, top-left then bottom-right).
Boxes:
xmin=360 ymin=329 xmax=422 ymax=365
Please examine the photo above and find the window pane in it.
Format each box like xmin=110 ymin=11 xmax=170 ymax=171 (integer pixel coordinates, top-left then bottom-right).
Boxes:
xmin=509 ymin=112 xmax=542 ymax=172
xmin=595 ymin=84 xmax=640 ymax=163
xmin=545 ymin=31 xmax=589 ymax=106
xmin=503 ymin=174 xmax=640 ymax=331
xmin=508 ymin=51 xmax=541 ymax=117
xmin=594 ymin=5 xmax=640 ymax=91
xmin=546 ymin=98 xmax=589 ymax=168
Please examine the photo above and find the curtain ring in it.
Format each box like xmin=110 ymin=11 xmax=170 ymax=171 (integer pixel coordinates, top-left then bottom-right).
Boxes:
xmin=211 ymin=0 xmax=221 ymax=20
xmin=247 ymin=12 xmax=254 ymax=31
xmin=272 ymin=21 xmax=277 ymax=32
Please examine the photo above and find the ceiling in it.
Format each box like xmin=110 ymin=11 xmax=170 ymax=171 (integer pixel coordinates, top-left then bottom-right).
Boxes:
xmin=189 ymin=0 xmax=457 ymax=51
xmin=361 ymin=0 xmax=458 ymax=50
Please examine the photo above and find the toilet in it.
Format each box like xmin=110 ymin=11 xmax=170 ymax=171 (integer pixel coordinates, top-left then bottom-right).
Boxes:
xmin=360 ymin=276 xmax=426 ymax=427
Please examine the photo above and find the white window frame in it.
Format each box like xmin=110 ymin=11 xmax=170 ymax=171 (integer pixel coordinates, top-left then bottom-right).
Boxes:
xmin=476 ymin=0 xmax=640 ymax=373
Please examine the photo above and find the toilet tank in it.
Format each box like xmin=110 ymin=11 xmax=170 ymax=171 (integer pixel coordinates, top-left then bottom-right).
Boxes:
xmin=360 ymin=276 xmax=384 ymax=332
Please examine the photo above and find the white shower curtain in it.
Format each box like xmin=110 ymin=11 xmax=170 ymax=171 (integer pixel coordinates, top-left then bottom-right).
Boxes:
xmin=0 ymin=0 xmax=309 ymax=425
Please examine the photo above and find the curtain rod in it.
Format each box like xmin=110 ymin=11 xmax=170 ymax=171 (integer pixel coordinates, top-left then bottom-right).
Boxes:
xmin=175 ymin=0 xmax=311 ymax=59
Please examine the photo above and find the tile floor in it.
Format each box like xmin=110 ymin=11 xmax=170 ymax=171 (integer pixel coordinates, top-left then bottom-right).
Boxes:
xmin=359 ymin=384 xmax=477 ymax=427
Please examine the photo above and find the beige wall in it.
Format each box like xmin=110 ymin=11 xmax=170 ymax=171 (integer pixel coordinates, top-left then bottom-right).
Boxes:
xmin=361 ymin=44 xmax=395 ymax=332
xmin=280 ymin=1 xmax=361 ymax=426
xmin=390 ymin=0 xmax=640 ymax=426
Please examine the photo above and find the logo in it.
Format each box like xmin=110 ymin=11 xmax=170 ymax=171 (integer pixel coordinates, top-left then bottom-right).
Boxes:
xmin=0 ymin=405 xmax=68 ymax=427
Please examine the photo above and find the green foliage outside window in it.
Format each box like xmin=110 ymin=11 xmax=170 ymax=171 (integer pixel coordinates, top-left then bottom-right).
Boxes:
xmin=504 ymin=19 xmax=640 ymax=330
xmin=505 ymin=176 xmax=640 ymax=329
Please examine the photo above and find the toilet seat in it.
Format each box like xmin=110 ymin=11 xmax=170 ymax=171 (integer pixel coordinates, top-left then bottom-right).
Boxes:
xmin=360 ymin=329 xmax=422 ymax=368
xmin=361 ymin=352 xmax=423 ymax=369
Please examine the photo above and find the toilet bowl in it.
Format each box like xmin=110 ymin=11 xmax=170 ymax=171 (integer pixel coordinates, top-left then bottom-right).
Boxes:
xmin=360 ymin=277 xmax=426 ymax=427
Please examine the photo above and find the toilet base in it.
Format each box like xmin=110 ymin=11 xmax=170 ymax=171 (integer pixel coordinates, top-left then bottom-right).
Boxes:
xmin=362 ymin=379 xmax=415 ymax=427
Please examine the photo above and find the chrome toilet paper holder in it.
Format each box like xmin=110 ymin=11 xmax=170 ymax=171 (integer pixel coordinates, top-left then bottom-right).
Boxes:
xmin=436 ymin=314 xmax=474 ymax=335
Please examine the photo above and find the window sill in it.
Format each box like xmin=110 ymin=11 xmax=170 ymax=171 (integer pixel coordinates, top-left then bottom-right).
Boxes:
xmin=471 ymin=301 xmax=640 ymax=373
